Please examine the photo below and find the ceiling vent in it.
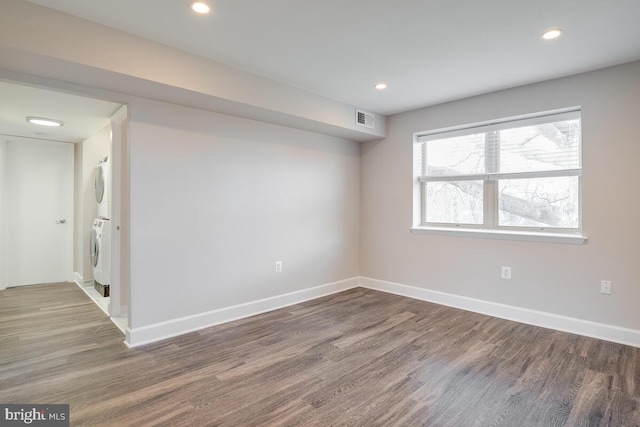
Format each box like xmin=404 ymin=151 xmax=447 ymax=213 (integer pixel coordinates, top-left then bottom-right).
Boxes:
xmin=355 ymin=109 xmax=375 ymax=129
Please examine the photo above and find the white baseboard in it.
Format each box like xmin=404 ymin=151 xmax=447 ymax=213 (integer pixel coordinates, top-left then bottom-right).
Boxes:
xmin=74 ymin=272 xmax=94 ymax=290
xmin=124 ymin=275 xmax=640 ymax=349
xmin=75 ymin=271 xmax=127 ymax=336
xmin=125 ymin=277 xmax=360 ymax=348
xmin=360 ymin=277 xmax=640 ymax=348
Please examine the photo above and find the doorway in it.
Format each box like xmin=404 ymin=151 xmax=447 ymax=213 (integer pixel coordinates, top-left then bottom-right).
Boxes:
xmin=0 ymin=79 xmax=129 ymax=334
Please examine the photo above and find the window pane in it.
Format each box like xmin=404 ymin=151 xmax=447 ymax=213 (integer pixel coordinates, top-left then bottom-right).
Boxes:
xmin=426 ymin=181 xmax=483 ymax=224
xmin=498 ymin=176 xmax=579 ymax=228
xmin=498 ymin=119 xmax=581 ymax=174
xmin=425 ymin=133 xmax=485 ymax=177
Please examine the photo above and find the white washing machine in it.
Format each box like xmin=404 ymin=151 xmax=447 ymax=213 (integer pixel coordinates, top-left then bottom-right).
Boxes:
xmin=90 ymin=218 xmax=111 ymax=296
xmin=95 ymin=156 xmax=110 ymax=219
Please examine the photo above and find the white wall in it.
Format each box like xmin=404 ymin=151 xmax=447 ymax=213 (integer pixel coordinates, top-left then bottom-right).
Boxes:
xmin=79 ymin=125 xmax=111 ymax=282
xmin=127 ymin=99 xmax=361 ymax=329
xmin=361 ymin=61 xmax=640 ymax=331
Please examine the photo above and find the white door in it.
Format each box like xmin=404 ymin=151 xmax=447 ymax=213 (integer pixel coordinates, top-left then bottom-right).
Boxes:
xmin=6 ymin=138 xmax=74 ymax=286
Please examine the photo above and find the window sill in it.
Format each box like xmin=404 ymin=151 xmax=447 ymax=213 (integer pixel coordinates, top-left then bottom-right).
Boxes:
xmin=410 ymin=227 xmax=587 ymax=245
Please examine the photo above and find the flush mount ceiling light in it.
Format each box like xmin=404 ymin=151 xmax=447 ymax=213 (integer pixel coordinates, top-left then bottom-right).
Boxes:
xmin=542 ymin=28 xmax=563 ymax=40
xmin=26 ymin=116 xmax=64 ymax=127
xmin=191 ymin=2 xmax=211 ymax=14
xmin=374 ymin=83 xmax=388 ymax=90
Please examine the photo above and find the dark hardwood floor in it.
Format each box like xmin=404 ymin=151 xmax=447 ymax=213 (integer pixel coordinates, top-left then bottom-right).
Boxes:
xmin=1 ymin=283 xmax=639 ymax=426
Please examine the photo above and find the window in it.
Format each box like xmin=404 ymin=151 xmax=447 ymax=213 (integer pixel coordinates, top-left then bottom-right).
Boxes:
xmin=413 ymin=108 xmax=583 ymax=240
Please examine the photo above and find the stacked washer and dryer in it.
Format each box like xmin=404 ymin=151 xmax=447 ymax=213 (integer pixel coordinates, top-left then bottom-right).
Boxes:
xmin=90 ymin=156 xmax=111 ymax=297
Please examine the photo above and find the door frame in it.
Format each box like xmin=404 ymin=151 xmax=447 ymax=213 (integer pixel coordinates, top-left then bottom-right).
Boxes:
xmin=0 ymin=72 xmax=130 ymax=334
xmin=108 ymin=105 xmax=128 ymax=319
xmin=0 ymin=136 xmax=8 ymax=291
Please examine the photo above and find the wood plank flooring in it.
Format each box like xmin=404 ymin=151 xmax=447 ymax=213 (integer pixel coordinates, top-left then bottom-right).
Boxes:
xmin=1 ymin=282 xmax=639 ymax=426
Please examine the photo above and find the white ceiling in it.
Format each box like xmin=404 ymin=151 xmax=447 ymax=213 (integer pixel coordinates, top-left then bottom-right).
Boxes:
xmin=22 ymin=0 xmax=640 ymax=116
xmin=0 ymin=81 xmax=121 ymax=143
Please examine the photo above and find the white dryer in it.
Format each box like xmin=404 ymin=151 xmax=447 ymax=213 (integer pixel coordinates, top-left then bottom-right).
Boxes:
xmin=90 ymin=218 xmax=111 ymax=297
xmin=95 ymin=156 xmax=110 ymax=219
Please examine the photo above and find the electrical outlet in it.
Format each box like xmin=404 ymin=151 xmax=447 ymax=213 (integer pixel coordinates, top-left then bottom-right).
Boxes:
xmin=600 ymin=280 xmax=612 ymax=295
xmin=275 ymin=261 xmax=283 ymax=273
xmin=501 ymin=266 xmax=512 ymax=280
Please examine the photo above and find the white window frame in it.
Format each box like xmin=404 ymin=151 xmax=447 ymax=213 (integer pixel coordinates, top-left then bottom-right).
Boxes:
xmin=411 ymin=108 xmax=587 ymax=244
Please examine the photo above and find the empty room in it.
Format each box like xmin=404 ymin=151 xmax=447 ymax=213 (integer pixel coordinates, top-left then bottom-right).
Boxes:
xmin=1 ymin=0 xmax=639 ymax=425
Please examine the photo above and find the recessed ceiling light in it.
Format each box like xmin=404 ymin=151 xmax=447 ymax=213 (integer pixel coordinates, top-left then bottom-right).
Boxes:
xmin=26 ymin=116 xmax=63 ymax=127
xmin=542 ymin=28 xmax=562 ymax=40
xmin=191 ymin=2 xmax=210 ymax=14
xmin=374 ymin=83 xmax=387 ymax=90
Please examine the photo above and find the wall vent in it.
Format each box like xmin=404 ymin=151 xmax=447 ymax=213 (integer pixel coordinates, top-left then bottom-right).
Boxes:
xmin=355 ymin=109 xmax=375 ymax=129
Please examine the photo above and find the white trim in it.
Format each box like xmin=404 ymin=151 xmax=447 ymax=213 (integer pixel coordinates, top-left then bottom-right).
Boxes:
xmin=121 ymin=274 xmax=638 ymax=349
xmin=419 ymin=168 xmax=582 ymax=182
xmin=416 ymin=107 xmax=581 ymax=141
xmin=74 ymin=278 xmax=109 ymax=317
xmin=359 ymin=277 xmax=640 ymax=348
xmin=125 ymin=277 xmax=360 ymax=348
xmin=487 ymin=169 xmax=582 ymax=180
xmin=109 ymin=105 xmax=128 ymax=320
xmin=0 ymin=137 xmax=6 ymax=291
xmin=74 ymin=275 xmax=127 ymax=334
xmin=411 ymin=226 xmax=587 ymax=245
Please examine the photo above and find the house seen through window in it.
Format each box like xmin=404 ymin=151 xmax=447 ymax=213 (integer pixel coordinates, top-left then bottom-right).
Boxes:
xmin=414 ymin=108 xmax=582 ymax=233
